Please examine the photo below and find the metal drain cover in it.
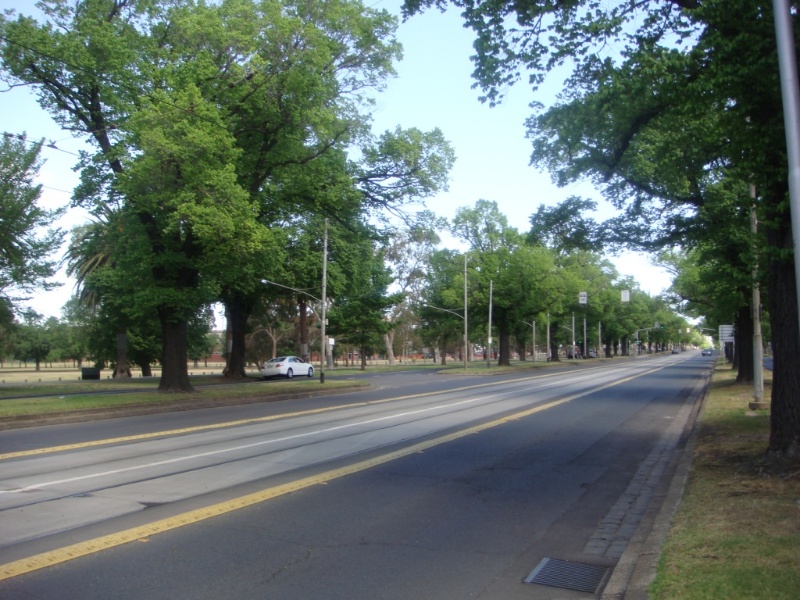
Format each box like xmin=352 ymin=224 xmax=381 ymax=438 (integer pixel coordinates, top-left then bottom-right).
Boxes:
xmin=524 ymin=557 xmax=608 ymax=593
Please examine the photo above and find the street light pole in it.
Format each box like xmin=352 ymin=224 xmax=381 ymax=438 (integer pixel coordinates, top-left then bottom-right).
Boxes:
xmin=464 ymin=253 xmax=468 ymax=370
xmin=320 ymin=219 xmax=328 ymax=384
xmin=546 ymin=313 xmax=550 ymax=362
xmin=583 ymin=317 xmax=587 ymax=360
xmin=487 ymin=279 xmax=493 ymax=368
xmin=772 ymin=0 xmax=800 ymax=348
xmin=572 ymin=311 xmax=575 ymax=357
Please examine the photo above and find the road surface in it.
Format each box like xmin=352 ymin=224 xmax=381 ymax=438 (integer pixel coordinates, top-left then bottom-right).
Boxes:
xmin=0 ymin=353 xmax=712 ymax=599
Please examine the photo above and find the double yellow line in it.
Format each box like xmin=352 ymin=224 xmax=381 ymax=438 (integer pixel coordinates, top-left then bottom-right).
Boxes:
xmin=0 ymin=363 xmax=666 ymax=581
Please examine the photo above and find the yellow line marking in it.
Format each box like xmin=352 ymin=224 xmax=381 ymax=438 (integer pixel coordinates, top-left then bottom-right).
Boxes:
xmin=0 ymin=362 xmax=669 ymax=582
xmin=0 ymin=367 xmax=598 ymax=461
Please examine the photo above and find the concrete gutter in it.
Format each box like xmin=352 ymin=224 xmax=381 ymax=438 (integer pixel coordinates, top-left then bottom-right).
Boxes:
xmin=601 ymin=370 xmax=709 ymax=599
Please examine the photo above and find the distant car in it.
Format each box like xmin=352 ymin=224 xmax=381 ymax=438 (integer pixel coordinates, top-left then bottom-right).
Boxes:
xmin=260 ymin=356 xmax=314 ymax=379
xmin=701 ymin=348 xmax=713 ymax=356
xmin=671 ymin=348 xmax=680 ymax=354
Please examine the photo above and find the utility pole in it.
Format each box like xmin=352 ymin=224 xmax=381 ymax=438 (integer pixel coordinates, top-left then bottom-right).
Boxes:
xmin=572 ymin=312 xmax=575 ymax=357
xmin=773 ymin=0 xmax=800 ymax=347
xmin=583 ymin=317 xmax=587 ymax=359
xmin=750 ymin=187 xmax=766 ymax=408
xmin=320 ymin=219 xmax=328 ymax=384
xmin=546 ymin=313 xmax=550 ymax=362
xmin=598 ymin=322 xmax=602 ymax=358
xmin=464 ymin=254 xmax=468 ymax=370
xmin=487 ymin=279 xmax=493 ymax=368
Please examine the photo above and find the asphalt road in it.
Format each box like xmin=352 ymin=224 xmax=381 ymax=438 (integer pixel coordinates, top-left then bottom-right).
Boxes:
xmin=0 ymin=353 xmax=713 ymax=599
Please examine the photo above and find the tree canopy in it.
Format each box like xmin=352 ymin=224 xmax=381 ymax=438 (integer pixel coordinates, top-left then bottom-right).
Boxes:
xmin=403 ymin=0 xmax=800 ymax=458
xmin=0 ymin=135 xmax=63 ymax=322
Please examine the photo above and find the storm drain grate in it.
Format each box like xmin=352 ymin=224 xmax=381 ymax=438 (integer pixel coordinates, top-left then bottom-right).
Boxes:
xmin=524 ymin=557 xmax=608 ymax=594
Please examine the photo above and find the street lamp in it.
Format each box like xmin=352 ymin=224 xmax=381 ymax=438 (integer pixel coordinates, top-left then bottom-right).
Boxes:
xmin=423 ymin=303 xmax=468 ymax=370
xmin=320 ymin=219 xmax=328 ymax=384
xmin=487 ymin=279 xmax=493 ymax=368
xmin=261 ymin=279 xmax=321 ymax=303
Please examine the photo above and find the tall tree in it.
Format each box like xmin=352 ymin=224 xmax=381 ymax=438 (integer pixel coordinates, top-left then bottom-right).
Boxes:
xmin=326 ymin=243 xmax=403 ymax=370
xmin=450 ymin=200 xmax=562 ymax=366
xmin=383 ymin=211 xmax=447 ymax=364
xmin=0 ymin=135 xmax=63 ymax=315
xmin=403 ymin=0 xmax=800 ymax=459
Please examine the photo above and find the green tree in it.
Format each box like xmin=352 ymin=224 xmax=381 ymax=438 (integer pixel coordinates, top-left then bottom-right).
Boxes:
xmin=64 ymin=216 xmax=137 ymax=377
xmin=13 ymin=312 xmax=52 ymax=371
xmin=327 ymin=244 xmax=403 ymax=370
xmin=383 ymin=211 xmax=448 ymax=364
xmin=60 ymin=296 xmax=94 ymax=367
xmin=0 ymin=135 xmax=63 ymax=316
xmin=418 ymin=248 xmax=468 ymax=364
xmin=448 ymin=200 xmax=561 ymax=366
xmin=403 ymin=0 xmax=800 ymax=459
xmin=116 ymin=84 xmax=261 ymax=391
xmin=527 ymin=197 xmax=600 ymax=256
xmin=187 ymin=307 xmax=215 ymax=369
xmin=2 ymin=1 xmax=260 ymax=391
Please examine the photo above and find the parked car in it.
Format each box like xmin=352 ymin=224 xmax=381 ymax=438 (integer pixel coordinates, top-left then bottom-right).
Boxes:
xmin=260 ymin=356 xmax=314 ymax=379
xmin=701 ymin=348 xmax=713 ymax=356
xmin=671 ymin=348 xmax=680 ymax=354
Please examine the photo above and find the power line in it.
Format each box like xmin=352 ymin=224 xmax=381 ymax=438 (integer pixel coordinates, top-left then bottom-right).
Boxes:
xmin=2 ymin=131 xmax=82 ymax=157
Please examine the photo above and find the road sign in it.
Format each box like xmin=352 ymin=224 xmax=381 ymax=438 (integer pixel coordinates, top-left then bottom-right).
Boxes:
xmin=719 ymin=325 xmax=734 ymax=342
xmin=579 ymin=292 xmax=588 ymax=304
xmin=621 ymin=290 xmax=630 ymax=303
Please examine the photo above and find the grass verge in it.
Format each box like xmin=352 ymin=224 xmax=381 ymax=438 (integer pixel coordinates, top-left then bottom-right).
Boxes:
xmin=0 ymin=377 xmax=366 ymax=419
xmin=650 ymin=364 xmax=800 ymax=599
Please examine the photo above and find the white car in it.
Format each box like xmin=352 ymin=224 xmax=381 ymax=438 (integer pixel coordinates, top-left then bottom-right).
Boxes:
xmin=260 ymin=356 xmax=314 ymax=379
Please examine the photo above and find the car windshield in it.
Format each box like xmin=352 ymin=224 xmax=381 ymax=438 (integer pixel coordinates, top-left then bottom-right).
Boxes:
xmin=267 ymin=358 xmax=285 ymax=363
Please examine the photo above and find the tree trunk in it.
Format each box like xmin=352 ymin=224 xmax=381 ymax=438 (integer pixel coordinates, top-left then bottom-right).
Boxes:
xmin=157 ymin=309 xmax=194 ymax=393
xmin=114 ymin=329 xmax=131 ymax=379
xmin=549 ymin=321 xmax=561 ymax=362
xmin=766 ymin=245 xmax=800 ymax=459
xmin=516 ymin=337 xmax=526 ymax=361
xmin=384 ymin=331 xmax=396 ymax=365
xmin=223 ymin=295 xmax=252 ymax=380
xmin=360 ymin=344 xmax=367 ymax=371
xmin=498 ymin=329 xmax=511 ymax=366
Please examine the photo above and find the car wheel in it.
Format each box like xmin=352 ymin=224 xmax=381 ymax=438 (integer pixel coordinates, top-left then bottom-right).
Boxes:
xmin=307 ymin=367 xmax=314 ymax=377
xmin=286 ymin=368 xmax=293 ymax=379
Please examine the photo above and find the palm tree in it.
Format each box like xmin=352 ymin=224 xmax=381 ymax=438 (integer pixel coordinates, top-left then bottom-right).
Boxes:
xmin=63 ymin=211 xmax=133 ymax=378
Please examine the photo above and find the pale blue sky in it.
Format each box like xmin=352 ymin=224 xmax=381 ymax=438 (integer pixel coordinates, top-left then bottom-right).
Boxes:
xmin=1 ymin=0 xmax=670 ymax=320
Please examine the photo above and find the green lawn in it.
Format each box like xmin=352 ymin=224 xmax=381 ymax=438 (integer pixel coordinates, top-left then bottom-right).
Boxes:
xmin=650 ymin=365 xmax=800 ymax=599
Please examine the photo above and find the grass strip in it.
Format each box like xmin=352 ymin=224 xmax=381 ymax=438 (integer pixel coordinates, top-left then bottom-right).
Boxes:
xmin=0 ymin=379 xmax=365 ymax=418
xmin=650 ymin=365 xmax=800 ymax=599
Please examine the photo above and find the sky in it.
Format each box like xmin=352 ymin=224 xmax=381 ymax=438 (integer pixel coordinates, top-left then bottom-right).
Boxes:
xmin=0 ymin=0 xmax=672 ymax=322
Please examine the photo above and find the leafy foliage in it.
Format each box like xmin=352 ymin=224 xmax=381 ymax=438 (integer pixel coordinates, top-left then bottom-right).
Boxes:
xmin=0 ymin=135 xmax=63 ymax=315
